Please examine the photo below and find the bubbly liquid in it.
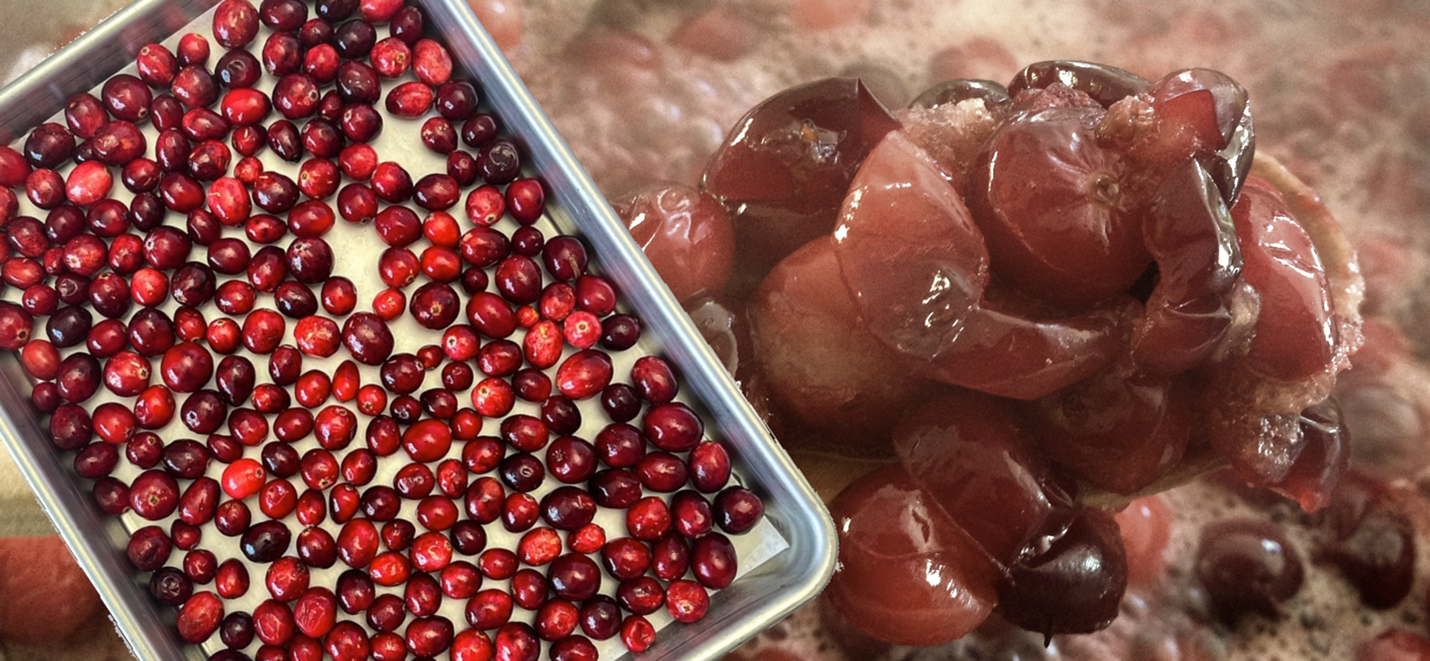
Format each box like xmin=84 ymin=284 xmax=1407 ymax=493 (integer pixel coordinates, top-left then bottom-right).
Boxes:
xmin=505 ymin=0 xmax=1430 ymax=659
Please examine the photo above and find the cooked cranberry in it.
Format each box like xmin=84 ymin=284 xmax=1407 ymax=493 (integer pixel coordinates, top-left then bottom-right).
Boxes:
xmin=1196 ymin=519 xmax=1304 ymax=621
xmin=131 ymin=469 xmax=181 ymax=521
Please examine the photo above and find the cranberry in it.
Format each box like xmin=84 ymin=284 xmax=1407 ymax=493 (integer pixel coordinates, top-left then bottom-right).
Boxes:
xmin=127 ymin=525 xmax=174 ymax=571
xmin=477 ymin=140 xmax=521 ymax=184
xmin=666 ymin=580 xmax=711 ymax=624
xmin=459 ymin=114 xmax=498 ymax=149
xmin=436 ymin=81 xmax=479 ymax=121
xmin=616 ymin=576 xmax=665 ymax=616
xmin=546 ymin=436 xmax=597 ymax=484
xmin=548 ymin=351 xmax=610 ymax=402
xmin=150 ymin=567 xmax=194 ymax=606
xmin=217 ymin=49 xmax=263 ymax=88
xmin=177 ymin=592 xmax=225 ymax=644
xmin=589 ymin=469 xmax=642 ymax=509
xmin=173 ymin=66 xmax=220 ymax=109
xmin=494 ymin=622 xmax=540 ymax=661
xmin=1196 ymin=519 xmax=1305 ymax=621
xmin=406 ymin=616 xmax=456 ymax=657
xmin=500 ymin=453 xmax=545 ymax=493
xmin=421 ymin=117 xmax=459 ymax=154
xmin=412 ymin=39 xmax=453 ymax=85
xmin=255 ymin=171 xmax=301 ymax=213
xmin=26 ymin=123 xmax=76 ymax=168
xmin=293 ymin=587 xmax=339 ymax=638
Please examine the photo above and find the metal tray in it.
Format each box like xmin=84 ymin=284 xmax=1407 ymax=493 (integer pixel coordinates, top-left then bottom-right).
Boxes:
xmin=0 ymin=1 xmax=837 ymax=659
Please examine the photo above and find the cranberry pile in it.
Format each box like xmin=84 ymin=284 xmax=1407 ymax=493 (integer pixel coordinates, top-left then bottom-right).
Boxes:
xmin=0 ymin=1 xmax=767 ymax=659
xmin=613 ymin=63 xmax=1364 ymax=648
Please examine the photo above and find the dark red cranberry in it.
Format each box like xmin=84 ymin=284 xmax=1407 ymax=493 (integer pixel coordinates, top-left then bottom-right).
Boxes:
xmin=334 ymin=19 xmax=378 ymax=59
xmin=24 ymin=123 xmax=74 ymax=169
xmin=478 ymin=141 xmax=521 ymax=184
xmin=102 ymin=75 xmax=153 ymax=123
xmin=213 ymin=0 xmax=261 ymax=49
xmin=217 ymin=49 xmax=264 ymax=88
xmin=461 ymin=114 xmax=498 ymax=148
xmin=173 ymin=66 xmax=220 ymax=108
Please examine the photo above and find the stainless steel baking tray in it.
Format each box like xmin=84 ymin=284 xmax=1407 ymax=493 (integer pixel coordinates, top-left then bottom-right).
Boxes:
xmin=0 ymin=1 xmax=837 ymax=658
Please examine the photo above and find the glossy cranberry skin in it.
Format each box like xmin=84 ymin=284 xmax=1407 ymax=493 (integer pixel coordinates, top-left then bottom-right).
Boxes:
xmin=101 ymin=74 xmax=154 ymax=123
xmin=545 ymin=436 xmax=598 ymax=485
xmin=293 ymin=587 xmax=339 ymax=638
xmin=603 ymin=313 xmax=643 ymax=350
xmin=589 ymin=469 xmax=643 ymax=509
xmin=616 ymin=577 xmax=665 ymax=617
xmin=476 ymin=140 xmax=521 ymax=184
xmin=1196 ymin=519 xmax=1305 ymax=621
xmin=213 ymin=0 xmax=260 ymax=48
xmin=535 ymin=487 xmax=595 ymax=532
xmin=177 ymin=592 xmax=225 ymax=644
xmin=173 ymin=66 xmax=220 ymax=109
xmin=216 ymin=48 xmax=263 ymax=89
xmin=130 ymin=469 xmax=181 ymax=521
xmin=406 ymin=616 xmax=456 ymax=657
xmin=292 ymin=527 xmax=335 ymax=570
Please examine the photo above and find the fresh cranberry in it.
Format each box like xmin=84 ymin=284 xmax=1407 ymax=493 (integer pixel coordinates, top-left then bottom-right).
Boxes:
xmin=177 ymin=592 xmax=225 ymax=644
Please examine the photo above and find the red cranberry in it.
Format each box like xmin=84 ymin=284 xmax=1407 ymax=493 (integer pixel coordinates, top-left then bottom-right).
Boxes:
xmin=478 ymin=140 xmax=521 ymax=184
xmin=590 ymin=469 xmax=642 ymax=509
xmin=127 ymin=525 xmax=174 ymax=571
xmin=217 ymin=49 xmax=264 ymax=88
xmin=173 ymin=66 xmax=220 ymax=108
xmin=691 ymin=532 xmax=739 ymax=589
xmin=177 ymin=592 xmax=225 ymax=644
xmin=643 ymin=402 xmax=704 ymax=452
xmin=616 ymin=577 xmax=665 ymax=616
xmin=534 ymin=600 xmax=579 ymax=642
xmin=213 ymin=0 xmax=260 ymax=48
xmin=713 ymin=486 xmax=764 ymax=534
xmin=406 ymin=560 xmax=448 ymax=609
xmin=102 ymin=75 xmax=153 ymax=123
xmin=546 ymin=436 xmax=597 ymax=484
xmin=556 ymin=350 xmax=614 ymax=400
xmin=274 ymin=74 xmax=321 ymax=120
xmin=293 ymin=587 xmax=339 ymax=638
xmin=666 ymin=580 xmax=711 ymax=624
xmin=263 ymin=31 xmax=303 ymax=77
xmin=578 ymin=596 xmax=621 ymax=641
xmin=421 ymin=117 xmax=459 ymax=154
xmin=688 ymin=441 xmax=733 ymax=492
